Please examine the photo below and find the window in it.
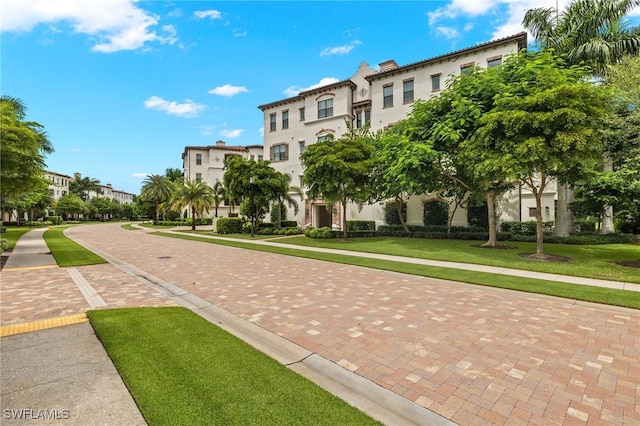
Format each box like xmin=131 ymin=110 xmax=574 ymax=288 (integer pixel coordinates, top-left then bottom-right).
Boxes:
xmin=431 ymin=74 xmax=441 ymax=91
xmin=383 ymin=84 xmax=393 ymax=107
xmin=299 ymin=175 xmax=305 ymax=187
xmin=196 ymin=153 xmax=202 ymax=165
xmin=282 ymin=110 xmax=289 ymax=129
xmin=299 ymin=140 xmax=306 ymax=153
xmin=271 ymin=144 xmax=288 ymax=162
xmin=487 ymin=56 xmax=502 ymax=68
xmin=460 ymin=62 xmax=474 ymax=75
xmin=529 ymin=207 xmax=538 ymax=217
xmin=195 ymin=173 xmax=202 ymax=182
xmin=364 ymin=110 xmax=370 ymax=125
xmin=317 ymin=135 xmax=332 ymax=142
xmin=299 ymin=107 xmax=305 ymax=121
xmin=269 ymin=113 xmax=276 ymax=132
xmin=258 ymin=155 xmax=263 ymax=161
xmin=318 ymin=99 xmax=333 ymax=118
xmin=356 ymin=111 xmax=362 ymax=128
xmin=403 ymin=79 xmax=414 ymax=103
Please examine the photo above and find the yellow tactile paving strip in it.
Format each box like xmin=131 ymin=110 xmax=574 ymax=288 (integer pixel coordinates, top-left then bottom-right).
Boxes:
xmin=0 ymin=314 xmax=88 ymax=337
xmin=1 ymin=265 xmax=59 ymax=272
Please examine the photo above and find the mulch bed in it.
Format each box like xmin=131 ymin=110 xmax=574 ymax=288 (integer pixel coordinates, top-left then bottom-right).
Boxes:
xmin=615 ymin=260 xmax=640 ymax=269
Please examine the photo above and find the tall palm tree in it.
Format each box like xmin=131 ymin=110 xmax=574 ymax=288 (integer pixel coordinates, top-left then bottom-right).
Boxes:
xmin=170 ymin=179 xmax=215 ymax=230
xmin=271 ymin=173 xmax=304 ymax=228
xmin=212 ymin=180 xmax=226 ymax=217
xmin=165 ymin=167 xmax=183 ymax=183
xmin=523 ymin=0 xmax=640 ymax=235
xmin=140 ymin=174 xmax=173 ymax=224
xmin=70 ymin=176 xmax=101 ymax=202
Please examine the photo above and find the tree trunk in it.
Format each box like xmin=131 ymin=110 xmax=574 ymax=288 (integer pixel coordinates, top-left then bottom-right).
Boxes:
xmin=154 ymin=199 xmax=160 ymax=225
xmin=554 ymin=183 xmax=571 ymax=236
xmin=534 ymin=189 xmax=544 ymax=257
xmin=448 ymin=200 xmax=459 ymax=237
xmin=191 ymin=206 xmax=196 ymax=231
xmin=600 ymin=158 xmax=615 ymax=234
xmin=342 ymin=200 xmax=348 ymax=240
xmin=395 ymin=195 xmax=410 ymax=235
xmin=481 ymin=192 xmax=497 ymax=247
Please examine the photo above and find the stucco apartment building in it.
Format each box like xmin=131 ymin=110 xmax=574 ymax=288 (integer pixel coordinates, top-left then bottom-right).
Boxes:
xmin=182 ymin=141 xmax=264 ymax=216
xmin=256 ymin=32 xmax=559 ymax=229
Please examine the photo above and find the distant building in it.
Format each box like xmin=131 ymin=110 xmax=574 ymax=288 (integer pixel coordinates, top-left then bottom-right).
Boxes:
xmin=73 ymin=173 xmax=135 ymax=205
xmin=45 ymin=171 xmax=72 ymax=200
xmin=181 ymin=140 xmax=263 ymax=217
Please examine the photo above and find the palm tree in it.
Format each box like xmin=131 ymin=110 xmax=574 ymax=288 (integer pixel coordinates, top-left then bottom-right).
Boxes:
xmin=140 ymin=174 xmax=173 ymax=224
xmin=523 ymin=0 xmax=640 ymax=235
xmin=170 ymin=179 xmax=215 ymax=230
xmin=69 ymin=176 xmax=101 ymax=202
xmin=271 ymin=173 xmax=304 ymax=228
xmin=165 ymin=167 xmax=183 ymax=183
xmin=212 ymin=180 xmax=226 ymax=217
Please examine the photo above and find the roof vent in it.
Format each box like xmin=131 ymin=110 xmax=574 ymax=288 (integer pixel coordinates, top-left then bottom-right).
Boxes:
xmin=379 ymin=60 xmax=399 ymax=73
xmin=215 ymin=140 xmax=226 ymax=146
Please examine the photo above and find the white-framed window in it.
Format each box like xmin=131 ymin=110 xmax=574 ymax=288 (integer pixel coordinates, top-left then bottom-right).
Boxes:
xmin=196 ymin=153 xmax=202 ymax=165
xmin=269 ymin=113 xmax=276 ymax=132
xmin=318 ymin=99 xmax=333 ymax=119
xmin=299 ymin=140 xmax=306 ymax=153
xmin=271 ymin=144 xmax=288 ymax=162
xmin=431 ymin=74 xmax=441 ymax=92
xmin=383 ymin=84 xmax=393 ymax=107
xmin=299 ymin=107 xmax=305 ymax=121
xmin=403 ymin=79 xmax=414 ymax=103
xmin=282 ymin=110 xmax=289 ymax=129
xmin=195 ymin=173 xmax=202 ymax=182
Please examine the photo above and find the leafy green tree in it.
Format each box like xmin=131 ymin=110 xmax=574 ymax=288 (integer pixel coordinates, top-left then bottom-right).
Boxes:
xmin=523 ymin=0 xmax=640 ymax=235
xmin=0 ymin=96 xmax=54 ymax=200
xmin=140 ymin=174 xmax=174 ymax=224
xmin=70 ymin=176 xmax=101 ymax=202
xmin=470 ymin=51 xmax=612 ymax=257
xmin=223 ymin=156 xmax=283 ymax=230
xmin=301 ymin=121 xmax=376 ymax=239
xmin=56 ymin=193 xmax=87 ymax=220
xmin=170 ymin=179 xmax=215 ymax=230
xmin=90 ymin=197 xmax=112 ymax=221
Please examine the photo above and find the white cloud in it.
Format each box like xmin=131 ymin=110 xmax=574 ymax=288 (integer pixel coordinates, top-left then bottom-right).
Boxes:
xmin=434 ymin=26 xmax=460 ymax=40
xmin=258 ymin=127 xmax=264 ymax=137
xmin=283 ymin=77 xmax=340 ymax=98
xmin=143 ymin=96 xmax=205 ymax=118
xmin=220 ymin=129 xmax=243 ymax=138
xmin=320 ymin=40 xmax=362 ymax=56
xmin=426 ymin=0 xmax=575 ymax=41
xmin=0 ymin=0 xmax=178 ymax=53
xmin=132 ymin=172 xmax=149 ymax=178
xmin=194 ymin=10 xmax=222 ymax=20
xmin=198 ymin=125 xmax=214 ymax=137
xmin=233 ymin=29 xmax=247 ymax=37
xmin=208 ymin=84 xmax=249 ymax=97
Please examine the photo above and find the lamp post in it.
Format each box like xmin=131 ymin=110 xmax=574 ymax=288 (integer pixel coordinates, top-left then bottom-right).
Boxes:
xmin=250 ymin=176 xmax=255 ymax=238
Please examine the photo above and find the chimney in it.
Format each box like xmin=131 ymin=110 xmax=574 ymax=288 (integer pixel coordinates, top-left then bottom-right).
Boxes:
xmin=379 ymin=60 xmax=399 ymax=73
xmin=216 ymin=140 xmax=226 ymax=146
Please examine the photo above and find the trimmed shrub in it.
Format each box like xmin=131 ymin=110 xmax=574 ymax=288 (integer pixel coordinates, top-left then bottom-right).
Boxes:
xmin=500 ymin=221 xmax=554 ymax=235
xmin=304 ymin=227 xmax=335 ymax=239
xmin=49 ymin=216 xmax=62 ymax=225
xmin=216 ymin=217 xmax=243 ymax=234
xmin=384 ymin=202 xmax=406 ymax=225
xmin=574 ymin=219 xmax=597 ymax=233
xmin=1 ymin=238 xmax=8 ymax=253
xmin=346 ymin=220 xmax=375 ymax=231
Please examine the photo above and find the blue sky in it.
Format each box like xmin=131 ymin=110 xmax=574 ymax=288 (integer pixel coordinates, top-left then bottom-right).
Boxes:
xmin=2 ymin=1 xmax=639 ymax=195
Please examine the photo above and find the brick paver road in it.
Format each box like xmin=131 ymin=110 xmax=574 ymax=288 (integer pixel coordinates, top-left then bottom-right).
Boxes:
xmin=4 ymin=223 xmax=639 ymax=425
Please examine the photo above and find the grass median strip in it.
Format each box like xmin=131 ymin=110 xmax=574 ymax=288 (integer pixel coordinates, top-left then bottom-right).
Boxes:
xmin=43 ymin=226 xmax=107 ymax=267
xmin=88 ymin=307 xmax=382 ymax=426
xmin=155 ymin=231 xmax=640 ymax=309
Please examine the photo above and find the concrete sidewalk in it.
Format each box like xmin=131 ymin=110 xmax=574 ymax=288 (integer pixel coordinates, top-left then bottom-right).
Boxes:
xmin=2 ymin=227 xmax=57 ymax=271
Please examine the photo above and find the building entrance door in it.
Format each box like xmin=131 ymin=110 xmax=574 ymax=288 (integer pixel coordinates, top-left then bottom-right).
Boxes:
xmin=316 ymin=205 xmax=332 ymax=228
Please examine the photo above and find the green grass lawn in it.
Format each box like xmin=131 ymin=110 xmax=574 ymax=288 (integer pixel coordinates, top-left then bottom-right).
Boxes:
xmin=1 ymin=227 xmax=32 ymax=249
xmin=276 ymin=236 xmax=640 ymax=284
xmin=88 ymin=307 xmax=382 ymax=426
xmin=43 ymin=226 xmax=107 ymax=267
xmin=154 ymin=231 xmax=640 ymax=309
